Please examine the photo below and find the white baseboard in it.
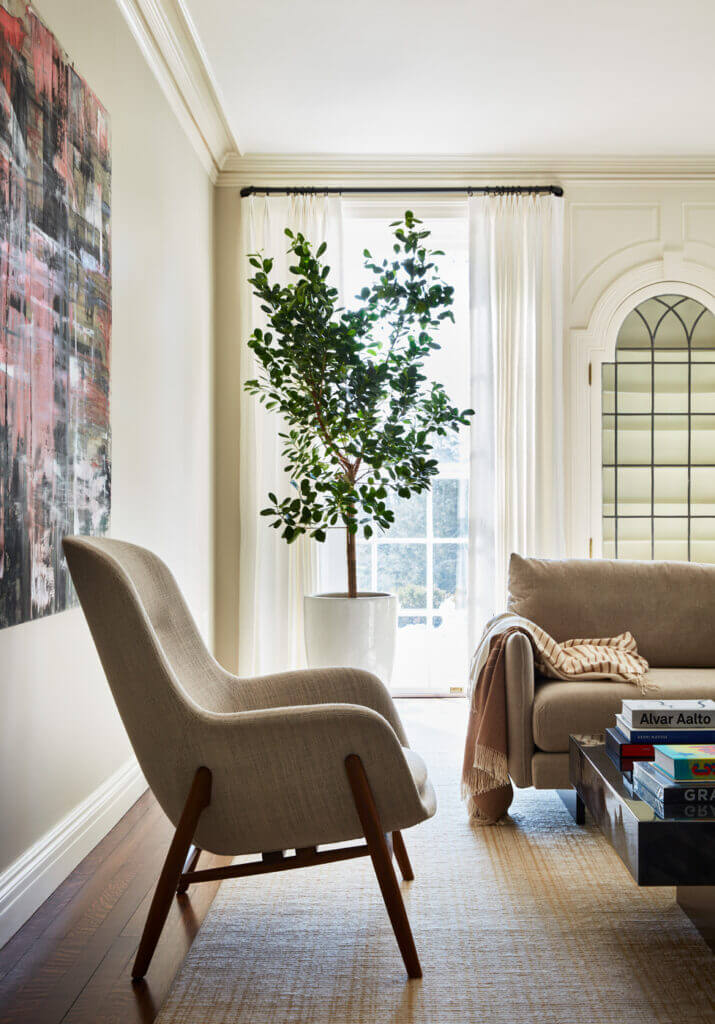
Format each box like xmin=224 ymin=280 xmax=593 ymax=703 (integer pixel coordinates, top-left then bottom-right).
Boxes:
xmin=0 ymin=758 xmax=147 ymax=949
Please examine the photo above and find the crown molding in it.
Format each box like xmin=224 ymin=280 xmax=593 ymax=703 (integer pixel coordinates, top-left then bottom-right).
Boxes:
xmin=115 ymin=0 xmax=238 ymax=181
xmin=217 ymin=153 xmax=715 ymax=190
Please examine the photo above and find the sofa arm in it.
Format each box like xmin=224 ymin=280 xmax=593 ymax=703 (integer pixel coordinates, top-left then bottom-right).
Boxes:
xmin=505 ymin=632 xmax=536 ymax=787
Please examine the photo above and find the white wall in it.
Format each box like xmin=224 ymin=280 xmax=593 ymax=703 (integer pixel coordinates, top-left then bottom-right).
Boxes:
xmin=0 ymin=0 xmax=213 ymax=941
xmin=563 ymin=182 xmax=715 ymax=558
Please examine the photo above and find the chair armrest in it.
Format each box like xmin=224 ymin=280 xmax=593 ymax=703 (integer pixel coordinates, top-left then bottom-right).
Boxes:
xmin=185 ymin=702 xmax=430 ymax=856
xmin=235 ymin=666 xmax=409 ymax=745
xmin=504 ymin=633 xmax=535 ymax=787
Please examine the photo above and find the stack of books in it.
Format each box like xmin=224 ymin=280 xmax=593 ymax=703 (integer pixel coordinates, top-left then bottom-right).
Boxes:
xmin=605 ymin=698 xmax=715 ymax=818
xmin=605 ymin=699 xmax=715 ymax=772
xmin=634 ymin=746 xmax=715 ymax=819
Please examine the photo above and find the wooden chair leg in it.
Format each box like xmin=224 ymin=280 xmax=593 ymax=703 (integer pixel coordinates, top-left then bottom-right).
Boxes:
xmin=345 ymin=755 xmax=422 ymax=979
xmin=132 ymin=767 xmax=212 ymax=980
xmin=392 ymin=830 xmax=415 ymax=881
xmin=176 ymin=844 xmax=202 ymax=894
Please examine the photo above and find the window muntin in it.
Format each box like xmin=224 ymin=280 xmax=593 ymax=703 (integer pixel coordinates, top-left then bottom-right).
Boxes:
xmin=602 ymin=294 xmax=715 ymax=562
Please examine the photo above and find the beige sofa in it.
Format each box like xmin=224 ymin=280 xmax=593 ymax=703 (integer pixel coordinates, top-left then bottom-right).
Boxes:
xmin=499 ymin=554 xmax=715 ymax=790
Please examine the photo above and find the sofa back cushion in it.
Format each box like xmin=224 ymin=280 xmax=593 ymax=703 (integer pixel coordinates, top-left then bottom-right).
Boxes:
xmin=508 ymin=554 xmax=715 ymax=668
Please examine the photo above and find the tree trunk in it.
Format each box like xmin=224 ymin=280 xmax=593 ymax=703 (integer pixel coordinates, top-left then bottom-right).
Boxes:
xmin=346 ymin=526 xmax=358 ymax=599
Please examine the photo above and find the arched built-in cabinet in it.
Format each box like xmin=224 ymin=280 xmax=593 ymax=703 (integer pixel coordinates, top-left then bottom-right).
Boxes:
xmin=601 ymin=294 xmax=715 ymax=562
xmin=584 ymin=278 xmax=715 ymax=564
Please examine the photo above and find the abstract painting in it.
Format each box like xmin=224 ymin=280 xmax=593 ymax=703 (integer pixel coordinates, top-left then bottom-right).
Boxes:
xmin=0 ymin=1 xmax=111 ymax=629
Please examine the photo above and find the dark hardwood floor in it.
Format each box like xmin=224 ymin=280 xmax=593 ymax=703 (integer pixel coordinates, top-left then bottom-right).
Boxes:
xmin=0 ymin=789 xmax=232 ymax=1024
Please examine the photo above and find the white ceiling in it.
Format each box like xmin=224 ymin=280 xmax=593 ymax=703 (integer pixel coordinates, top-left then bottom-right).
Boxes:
xmin=183 ymin=0 xmax=715 ymax=156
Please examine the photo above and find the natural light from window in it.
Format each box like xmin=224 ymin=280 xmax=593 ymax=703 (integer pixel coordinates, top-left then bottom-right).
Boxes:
xmin=340 ymin=204 xmax=470 ymax=693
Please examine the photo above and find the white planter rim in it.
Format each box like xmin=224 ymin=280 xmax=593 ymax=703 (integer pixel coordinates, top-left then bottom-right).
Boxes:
xmin=307 ymin=592 xmax=394 ymax=601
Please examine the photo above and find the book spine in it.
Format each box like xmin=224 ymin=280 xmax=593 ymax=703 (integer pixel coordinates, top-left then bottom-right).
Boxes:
xmin=669 ymin=761 xmax=715 ymax=782
xmin=625 ymin=729 xmax=715 ymax=744
xmin=634 ymin=783 xmax=715 ymax=818
xmin=605 ymin=729 xmax=652 ymax=769
xmin=635 ymin=773 xmax=715 ymax=804
xmin=605 ymin=746 xmax=634 ymax=773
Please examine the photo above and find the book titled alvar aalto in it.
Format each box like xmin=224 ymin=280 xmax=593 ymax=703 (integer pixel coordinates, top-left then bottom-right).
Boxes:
xmin=614 ymin=712 xmax=715 ymax=745
xmin=622 ymin=699 xmax=715 ymax=730
xmin=654 ymin=744 xmax=715 ymax=782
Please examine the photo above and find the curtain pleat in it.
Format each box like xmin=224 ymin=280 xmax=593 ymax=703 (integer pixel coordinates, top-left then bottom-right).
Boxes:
xmin=238 ymin=195 xmax=344 ymax=675
xmin=467 ymin=194 xmax=565 ymax=647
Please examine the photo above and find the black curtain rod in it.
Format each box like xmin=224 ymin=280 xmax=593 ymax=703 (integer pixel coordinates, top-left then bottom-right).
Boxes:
xmin=239 ymin=184 xmax=563 ymax=198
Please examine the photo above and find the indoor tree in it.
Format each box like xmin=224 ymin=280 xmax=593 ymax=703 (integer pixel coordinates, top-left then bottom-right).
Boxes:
xmin=245 ymin=211 xmax=473 ymax=598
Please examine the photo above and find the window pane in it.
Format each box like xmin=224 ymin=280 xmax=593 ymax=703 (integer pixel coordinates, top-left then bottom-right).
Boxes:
xmin=617 ymin=415 xmax=650 ymax=465
xmin=387 ymin=492 xmax=426 ymax=539
xmin=602 ymin=414 xmax=614 ymax=464
xmin=691 ymin=519 xmax=715 ymax=564
xmin=653 ymin=415 xmax=688 ymax=464
xmin=617 ymin=517 xmax=651 ymax=559
xmin=602 ymin=467 xmax=615 ymax=516
xmin=654 ymin=518 xmax=688 ymax=561
xmin=692 ymin=364 xmax=715 ymax=413
xmin=692 ymin=416 xmax=715 ymax=464
xmin=433 ymin=479 xmax=467 ymax=538
xmin=617 ymin=363 xmax=651 ymax=414
xmin=433 ymin=542 xmax=467 ymax=610
xmin=692 ymin=468 xmax=715 ymax=515
xmin=692 ymin=309 xmax=715 ymax=349
xmin=617 ymin=467 xmax=651 ymax=515
xmin=654 ymin=364 xmax=688 ymax=413
xmin=654 ymin=467 xmax=688 ymax=515
xmin=378 ymin=544 xmax=427 ymax=608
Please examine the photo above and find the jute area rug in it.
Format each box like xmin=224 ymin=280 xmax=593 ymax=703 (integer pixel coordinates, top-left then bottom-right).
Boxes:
xmin=157 ymin=701 xmax=714 ymax=1024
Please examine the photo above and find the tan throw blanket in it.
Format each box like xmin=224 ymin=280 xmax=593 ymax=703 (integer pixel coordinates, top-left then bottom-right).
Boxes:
xmin=461 ymin=614 xmax=653 ymax=824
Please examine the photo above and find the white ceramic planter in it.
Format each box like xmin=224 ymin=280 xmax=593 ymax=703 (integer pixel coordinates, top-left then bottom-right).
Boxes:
xmin=304 ymin=592 xmax=398 ymax=684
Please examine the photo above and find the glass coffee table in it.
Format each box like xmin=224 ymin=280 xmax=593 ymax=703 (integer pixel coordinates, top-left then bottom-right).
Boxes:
xmin=563 ymin=736 xmax=715 ymax=950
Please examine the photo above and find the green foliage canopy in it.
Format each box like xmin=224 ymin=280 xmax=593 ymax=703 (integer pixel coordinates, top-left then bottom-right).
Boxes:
xmin=244 ymin=211 xmax=473 ymax=553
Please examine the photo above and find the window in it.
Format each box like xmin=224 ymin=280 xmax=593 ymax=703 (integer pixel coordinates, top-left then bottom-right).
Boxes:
xmin=602 ymin=294 xmax=715 ymax=562
xmin=341 ymin=203 xmax=470 ymax=693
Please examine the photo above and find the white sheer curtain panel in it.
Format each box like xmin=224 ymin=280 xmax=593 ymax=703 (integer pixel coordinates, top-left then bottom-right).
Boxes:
xmin=467 ymin=193 xmax=565 ymax=646
xmin=238 ymin=194 xmax=344 ymax=675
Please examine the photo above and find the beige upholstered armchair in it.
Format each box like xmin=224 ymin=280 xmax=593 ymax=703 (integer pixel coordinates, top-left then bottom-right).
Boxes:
xmin=63 ymin=537 xmax=436 ymax=980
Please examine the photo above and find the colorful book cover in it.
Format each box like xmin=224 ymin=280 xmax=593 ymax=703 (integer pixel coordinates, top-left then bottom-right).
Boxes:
xmin=621 ymin=699 xmax=715 ymax=730
xmin=653 ymin=744 xmax=715 ymax=782
xmin=615 ymin=712 xmax=715 ymax=745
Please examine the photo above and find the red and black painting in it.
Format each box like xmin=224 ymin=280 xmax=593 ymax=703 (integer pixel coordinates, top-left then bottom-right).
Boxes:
xmin=0 ymin=2 xmax=111 ymax=628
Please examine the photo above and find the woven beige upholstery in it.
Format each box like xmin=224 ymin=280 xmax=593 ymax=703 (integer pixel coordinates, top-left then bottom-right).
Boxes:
xmin=63 ymin=537 xmax=436 ymax=857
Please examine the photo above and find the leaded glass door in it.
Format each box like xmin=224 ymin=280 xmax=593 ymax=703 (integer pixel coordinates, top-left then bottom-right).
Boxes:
xmin=602 ymin=294 xmax=715 ymax=562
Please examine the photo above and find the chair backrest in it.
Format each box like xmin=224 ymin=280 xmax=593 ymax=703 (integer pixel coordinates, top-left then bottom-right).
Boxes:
xmin=508 ymin=553 xmax=715 ymax=668
xmin=63 ymin=537 xmax=237 ymax=812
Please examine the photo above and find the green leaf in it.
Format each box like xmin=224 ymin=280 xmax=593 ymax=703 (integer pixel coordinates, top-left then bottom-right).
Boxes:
xmin=244 ymin=211 xmax=474 ymax=577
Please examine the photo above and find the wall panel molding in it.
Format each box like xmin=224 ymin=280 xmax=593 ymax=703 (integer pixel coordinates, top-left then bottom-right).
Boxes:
xmin=114 ymin=0 xmax=237 ymax=180
xmin=569 ymin=203 xmax=660 ymax=300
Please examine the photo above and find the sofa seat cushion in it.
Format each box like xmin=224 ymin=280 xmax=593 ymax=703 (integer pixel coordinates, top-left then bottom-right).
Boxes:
xmin=532 ymin=668 xmax=715 ymax=752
